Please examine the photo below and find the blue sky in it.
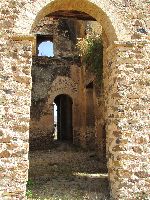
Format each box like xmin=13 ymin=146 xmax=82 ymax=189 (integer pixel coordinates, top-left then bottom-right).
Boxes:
xmin=38 ymin=41 xmax=54 ymax=57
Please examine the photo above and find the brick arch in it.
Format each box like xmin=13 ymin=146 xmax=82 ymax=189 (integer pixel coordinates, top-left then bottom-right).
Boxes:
xmin=13 ymin=0 xmax=130 ymax=44
xmin=47 ymin=76 xmax=78 ymax=105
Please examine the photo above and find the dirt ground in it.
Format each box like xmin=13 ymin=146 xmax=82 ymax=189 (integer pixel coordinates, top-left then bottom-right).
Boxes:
xmin=28 ymin=141 xmax=110 ymax=200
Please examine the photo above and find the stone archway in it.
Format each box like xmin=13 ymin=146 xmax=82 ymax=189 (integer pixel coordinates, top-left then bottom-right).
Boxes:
xmin=1 ymin=0 xmax=149 ymax=199
xmin=47 ymin=76 xmax=78 ymax=105
xmin=29 ymin=76 xmax=78 ymax=150
xmin=13 ymin=0 xmax=130 ymax=44
xmin=47 ymin=76 xmax=77 ymax=143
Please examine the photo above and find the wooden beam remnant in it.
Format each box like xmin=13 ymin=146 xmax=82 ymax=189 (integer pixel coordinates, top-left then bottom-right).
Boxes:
xmin=46 ymin=10 xmax=96 ymax=21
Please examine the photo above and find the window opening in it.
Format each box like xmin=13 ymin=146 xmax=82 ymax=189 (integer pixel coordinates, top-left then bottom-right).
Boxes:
xmin=38 ymin=41 xmax=54 ymax=57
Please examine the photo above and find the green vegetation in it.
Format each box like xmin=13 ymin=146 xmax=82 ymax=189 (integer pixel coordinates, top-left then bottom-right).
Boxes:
xmin=26 ymin=179 xmax=34 ymax=199
xmin=26 ymin=189 xmax=33 ymax=199
xmin=77 ymin=33 xmax=103 ymax=85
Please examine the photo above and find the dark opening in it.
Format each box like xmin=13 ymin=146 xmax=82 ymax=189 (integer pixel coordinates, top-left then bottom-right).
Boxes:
xmin=86 ymin=81 xmax=94 ymax=89
xmin=54 ymin=94 xmax=73 ymax=142
xmin=46 ymin=10 xmax=96 ymax=21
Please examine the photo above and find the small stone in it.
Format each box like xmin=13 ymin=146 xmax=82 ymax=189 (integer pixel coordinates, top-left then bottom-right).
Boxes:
xmin=131 ymin=33 xmax=141 ymax=39
xmin=136 ymin=137 xmax=147 ymax=144
xmin=112 ymin=145 xmax=124 ymax=152
xmin=132 ymin=146 xmax=143 ymax=154
xmin=112 ymin=93 xmax=121 ymax=98
xmin=113 ymin=131 xmax=122 ymax=137
xmin=135 ymin=171 xmax=149 ymax=178
xmin=134 ymin=20 xmax=143 ymax=27
xmin=127 ymin=94 xmax=139 ymax=99
xmin=0 ymin=136 xmax=11 ymax=143
xmin=0 ymin=150 xmax=10 ymax=158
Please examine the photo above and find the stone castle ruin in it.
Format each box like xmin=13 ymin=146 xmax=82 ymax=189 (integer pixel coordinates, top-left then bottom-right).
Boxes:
xmin=0 ymin=0 xmax=150 ymax=199
xmin=30 ymin=17 xmax=104 ymax=152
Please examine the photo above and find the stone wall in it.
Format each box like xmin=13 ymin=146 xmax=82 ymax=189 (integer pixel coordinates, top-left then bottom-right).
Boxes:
xmin=32 ymin=17 xmax=55 ymax=35
xmin=104 ymin=41 xmax=150 ymax=199
xmin=0 ymin=37 xmax=32 ymax=199
xmin=30 ymin=17 xmax=87 ymax=150
xmin=0 ymin=0 xmax=149 ymax=199
xmin=30 ymin=16 xmax=100 ymax=151
xmin=30 ymin=56 xmax=80 ymax=150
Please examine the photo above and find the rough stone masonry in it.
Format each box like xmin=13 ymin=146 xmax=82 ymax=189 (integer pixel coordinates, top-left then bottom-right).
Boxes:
xmin=0 ymin=0 xmax=150 ymax=199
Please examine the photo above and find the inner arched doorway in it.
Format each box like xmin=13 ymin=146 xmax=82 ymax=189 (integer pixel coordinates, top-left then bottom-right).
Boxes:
xmin=54 ymin=94 xmax=73 ymax=142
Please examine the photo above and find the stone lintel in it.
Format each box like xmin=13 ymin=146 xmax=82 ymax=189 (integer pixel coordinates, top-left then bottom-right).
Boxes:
xmin=11 ymin=35 xmax=36 ymax=54
xmin=11 ymin=35 xmax=36 ymax=42
xmin=106 ymin=39 xmax=150 ymax=53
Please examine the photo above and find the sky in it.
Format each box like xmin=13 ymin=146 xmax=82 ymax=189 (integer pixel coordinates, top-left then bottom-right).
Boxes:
xmin=38 ymin=41 xmax=54 ymax=57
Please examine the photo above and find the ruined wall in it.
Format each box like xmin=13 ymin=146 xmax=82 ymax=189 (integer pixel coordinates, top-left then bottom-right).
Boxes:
xmin=78 ymin=68 xmax=96 ymax=150
xmin=30 ymin=57 xmax=98 ymax=151
xmin=30 ymin=16 xmax=99 ymax=151
xmin=32 ymin=17 xmax=55 ymax=35
xmin=30 ymin=56 xmax=80 ymax=150
xmin=81 ymin=23 xmax=106 ymax=154
xmin=30 ymin=17 xmax=86 ymax=150
xmin=32 ymin=17 xmax=85 ymax=57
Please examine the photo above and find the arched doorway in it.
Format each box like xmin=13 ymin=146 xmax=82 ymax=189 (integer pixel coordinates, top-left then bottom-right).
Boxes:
xmin=28 ymin=13 xmax=109 ymax=197
xmin=16 ymin=1 xmax=116 ymax=198
xmin=54 ymin=94 xmax=73 ymax=142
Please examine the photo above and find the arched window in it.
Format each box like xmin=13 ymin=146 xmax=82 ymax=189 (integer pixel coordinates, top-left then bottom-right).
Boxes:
xmin=38 ymin=41 xmax=54 ymax=57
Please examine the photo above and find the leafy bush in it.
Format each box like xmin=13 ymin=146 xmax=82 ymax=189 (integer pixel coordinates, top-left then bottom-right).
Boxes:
xmin=27 ymin=179 xmax=34 ymax=187
xmin=26 ymin=179 xmax=34 ymax=199
xmin=26 ymin=189 xmax=33 ymax=199
xmin=77 ymin=33 xmax=103 ymax=85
